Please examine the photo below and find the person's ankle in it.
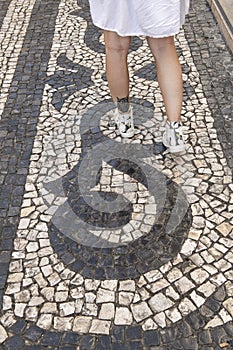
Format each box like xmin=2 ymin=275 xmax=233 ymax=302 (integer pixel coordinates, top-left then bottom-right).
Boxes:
xmin=117 ymin=96 xmax=130 ymax=113
xmin=167 ymin=120 xmax=182 ymax=127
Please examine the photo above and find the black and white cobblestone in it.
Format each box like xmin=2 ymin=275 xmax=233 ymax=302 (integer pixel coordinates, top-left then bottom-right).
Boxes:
xmin=0 ymin=0 xmax=233 ymax=349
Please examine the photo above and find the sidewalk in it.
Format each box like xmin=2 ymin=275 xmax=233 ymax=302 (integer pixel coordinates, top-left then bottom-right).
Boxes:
xmin=208 ymin=0 xmax=233 ymax=53
xmin=0 ymin=0 xmax=233 ymax=349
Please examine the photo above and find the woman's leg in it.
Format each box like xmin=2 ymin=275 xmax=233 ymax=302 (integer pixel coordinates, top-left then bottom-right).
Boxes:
xmin=104 ymin=30 xmax=131 ymax=105
xmin=147 ymin=36 xmax=185 ymax=152
xmin=104 ymin=30 xmax=134 ymax=137
xmin=147 ymin=36 xmax=183 ymax=123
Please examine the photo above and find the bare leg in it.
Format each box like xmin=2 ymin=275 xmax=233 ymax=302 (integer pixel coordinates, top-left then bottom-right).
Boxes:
xmin=147 ymin=36 xmax=183 ymax=122
xmin=104 ymin=31 xmax=134 ymax=137
xmin=104 ymin=30 xmax=131 ymax=103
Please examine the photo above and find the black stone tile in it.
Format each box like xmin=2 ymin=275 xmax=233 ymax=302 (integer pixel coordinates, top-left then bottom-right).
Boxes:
xmin=80 ymin=335 xmax=96 ymax=349
xmin=0 ymin=239 xmax=13 ymax=250
xmin=4 ymin=335 xmax=25 ymax=350
xmin=0 ymin=251 xmax=11 ymax=263
xmin=111 ymin=326 xmax=125 ymax=343
xmin=180 ymin=337 xmax=198 ymax=350
xmin=70 ymin=259 xmax=85 ymax=271
xmin=178 ymin=321 xmax=193 ymax=337
xmin=95 ymin=336 xmax=111 ymax=350
xmin=185 ymin=313 xmax=206 ymax=331
xmin=167 ymin=340 xmax=183 ymax=349
xmin=160 ymin=327 xmax=181 ymax=344
xmin=8 ymin=320 xmax=27 ymax=335
xmin=0 ymin=274 xmax=7 ymax=289
xmin=60 ymin=252 xmax=75 ymax=265
xmin=128 ymin=341 xmax=143 ymax=350
xmin=41 ymin=332 xmax=62 ymax=346
xmin=210 ymin=327 xmax=229 ymax=346
xmin=205 ymin=299 xmax=221 ymax=312
xmin=198 ymin=330 xmax=212 ymax=344
xmin=213 ymin=286 xmax=226 ymax=302
xmin=224 ymin=323 xmax=233 ymax=337
xmin=112 ymin=344 xmax=127 ymax=350
xmin=62 ymin=332 xmax=80 ymax=345
xmin=143 ymin=330 xmax=159 ymax=347
xmin=125 ymin=326 xmax=142 ymax=341
xmin=24 ymin=325 xmax=43 ymax=342
xmin=200 ymin=305 xmax=214 ymax=318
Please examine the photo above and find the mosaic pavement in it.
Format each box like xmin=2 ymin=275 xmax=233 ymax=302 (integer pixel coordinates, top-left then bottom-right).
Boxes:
xmin=0 ymin=0 xmax=233 ymax=349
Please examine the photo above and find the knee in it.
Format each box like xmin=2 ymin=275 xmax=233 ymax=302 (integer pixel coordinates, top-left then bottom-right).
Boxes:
xmin=105 ymin=42 xmax=129 ymax=56
xmin=147 ymin=36 xmax=175 ymax=57
xmin=104 ymin=32 xmax=130 ymax=56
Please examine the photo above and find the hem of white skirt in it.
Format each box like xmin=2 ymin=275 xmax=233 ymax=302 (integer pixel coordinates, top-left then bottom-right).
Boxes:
xmin=92 ymin=22 xmax=185 ymax=38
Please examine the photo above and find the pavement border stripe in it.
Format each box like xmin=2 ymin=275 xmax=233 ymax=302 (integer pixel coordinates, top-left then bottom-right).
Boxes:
xmin=0 ymin=0 xmax=37 ymax=120
xmin=0 ymin=0 xmax=61 ymax=311
xmin=215 ymin=0 xmax=233 ymax=34
xmin=0 ymin=0 xmax=12 ymax=30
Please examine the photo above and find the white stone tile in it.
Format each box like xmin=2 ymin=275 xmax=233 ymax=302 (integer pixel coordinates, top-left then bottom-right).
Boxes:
xmin=99 ymin=303 xmax=115 ymax=320
xmin=175 ymin=277 xmax=195 ymax=294
xmin=96 ymin=288 xmax=115 ymax=303
xmin=149 ymin=293 xmax=174 ymax=313
xmin=114 ymin=307 xmax=133 ymax=325
xmin=119 ymin=280 xmax=135 ymax=292
xmin=223 ymin=298 xmax=233 ymax=317
xmin=153 ymin=312 xmax=166 ymax=328
xmin=147 ymin=278 xmax=170 ymax=293
xmin=131 ymin=302 xmax=153 ymax=322
xmin=144 ymin=270 xmax=163 ymax=283
xmin=119 ymin=292 xmax=134 ymax=306
xmin=165 ymin=307 xmax=182 ymax=323
xmin=167 ymin=268 xmax=183 ymax=283
xmin=101 ymin=280 xmax=118 ymax=291
xmin=197 ymin=281 xmax=216 ymax=297
xmin=190 ymin=268 xmax=209 ymax=284
xmin=89 ymin=320 xmax=111 ymax=335
xmin=84 ymin=279 xmax=101 ymax=291
xmin=0 ymin=324 xmax=8 ymax=344
xmin=59 ymin=302 xmax=75 ymax=316
xmin=14 ymin=303 xmax=26 ymax=317
xmin=73 ymin=316 xmax=92 ymax=333
xmin=178 ymin=298 xmax=196 ymax=316
xmin=190 ymin=291 xmax=205 ymax=307
xmin=36 ymin=314 xmax=53 ymax=330
xmin=82 ymin=303 xmax=98 ymax=317
xmin=54 ymin=316 xmax=73 ymax=331
xmin=204 ymin=316 xmax=223 ymax=329
xmin=41 ymin=302 xmax=57 ymax=314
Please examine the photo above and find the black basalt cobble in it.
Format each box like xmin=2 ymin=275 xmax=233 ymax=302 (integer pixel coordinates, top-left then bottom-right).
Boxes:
xmin=3 ymin=336 xmax=25 ymax=350
xmin=8 ymin=320 xmax=27 ymax=336
xmin=24 ymin=325 xmax=44 ymax=342
xmin=143 ymin=330 xmax=159 ymax=347
xmin=41 ymin=332 xmax=62 ymax=347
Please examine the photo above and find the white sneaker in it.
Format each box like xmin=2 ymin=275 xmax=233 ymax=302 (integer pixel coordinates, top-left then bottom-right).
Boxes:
xmin=114 ymin=105 xmax=134 ymax=138
xmin=163 ymin=121 xmax=186 ymax=153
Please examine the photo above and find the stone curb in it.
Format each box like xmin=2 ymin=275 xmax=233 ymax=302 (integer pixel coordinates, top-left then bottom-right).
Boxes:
xmin=207 ymin=0 xmax=233 ymax=53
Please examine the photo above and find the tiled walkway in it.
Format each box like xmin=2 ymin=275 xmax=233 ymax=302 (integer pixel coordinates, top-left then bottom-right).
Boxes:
xmin=0 ymin=0 xmax=233 ymax=349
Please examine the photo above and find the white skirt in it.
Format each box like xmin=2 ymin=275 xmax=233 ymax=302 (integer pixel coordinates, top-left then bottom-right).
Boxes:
xmin=89 ymin=0 xmax=190 ymax=38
